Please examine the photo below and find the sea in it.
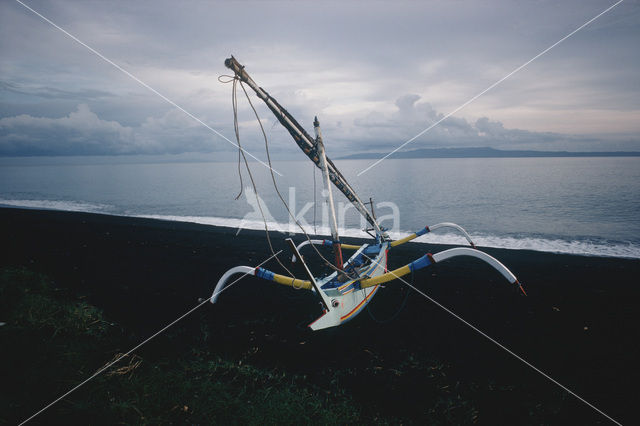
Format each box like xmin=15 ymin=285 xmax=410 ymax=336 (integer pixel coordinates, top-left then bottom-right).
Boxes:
xmin=1 ymin=156 xmax=639 ymax=259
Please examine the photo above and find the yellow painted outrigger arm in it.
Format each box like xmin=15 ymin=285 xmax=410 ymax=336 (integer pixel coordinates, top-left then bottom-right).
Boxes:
xmin=390 ymin=223 xmax=477 ymax=248
xmin=359 ymin=254 xmax=434 ymax=289
xmin=210 ymin=266 xmax=312 ymax=304
xmin=360 ymin=247 xmax=524 ymax=294
xmin=269 ymin=271 xmax=313 ymax=290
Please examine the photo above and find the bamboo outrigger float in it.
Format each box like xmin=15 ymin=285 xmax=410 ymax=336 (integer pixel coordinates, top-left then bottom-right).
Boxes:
xmin=210 ymin=56 xmax=525 ymax=331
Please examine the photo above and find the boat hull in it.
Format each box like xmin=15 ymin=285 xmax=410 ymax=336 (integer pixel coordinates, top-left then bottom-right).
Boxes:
xmin=309 ymin=243 xmax=388 ymax=330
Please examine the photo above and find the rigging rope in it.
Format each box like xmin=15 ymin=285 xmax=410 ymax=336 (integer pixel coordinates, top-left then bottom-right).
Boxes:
xmin=234 ymin=77 xmax=352 ymax=279
xmin=219 ymin=74 xmax=295 ymax=277
xmin=231 ymin=77 xmax=244 ymax=201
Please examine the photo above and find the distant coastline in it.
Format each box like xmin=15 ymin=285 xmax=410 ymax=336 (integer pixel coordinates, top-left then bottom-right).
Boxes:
xmin=338 ymin=147 xmax=640 ymax=159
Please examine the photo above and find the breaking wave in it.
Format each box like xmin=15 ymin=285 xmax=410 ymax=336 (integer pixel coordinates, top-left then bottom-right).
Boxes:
xmin=139 ymin=214 xmax=640 ymax=259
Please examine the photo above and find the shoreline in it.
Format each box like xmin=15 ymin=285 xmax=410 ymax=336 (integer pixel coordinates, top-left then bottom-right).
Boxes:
xmin=2 ymin=203 xmax=637 ymax=260
xmin=2 ymin=207 xmax=639 ymax=424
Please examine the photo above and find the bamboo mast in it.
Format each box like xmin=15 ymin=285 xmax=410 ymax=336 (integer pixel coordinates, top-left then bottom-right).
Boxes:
xmin=314 ymin=117 xmax=344 ymax=269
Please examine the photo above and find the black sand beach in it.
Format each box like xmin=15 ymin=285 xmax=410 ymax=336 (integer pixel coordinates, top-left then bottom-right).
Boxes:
xmin=2 ymin=207 xmax=639 ymax=424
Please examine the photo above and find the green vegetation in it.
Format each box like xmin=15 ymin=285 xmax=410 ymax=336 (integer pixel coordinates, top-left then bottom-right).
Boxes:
xmin=0 ymin=267 xmax=109 ymax=338
xmin=0 ymin=268 xmax=361 ymax=424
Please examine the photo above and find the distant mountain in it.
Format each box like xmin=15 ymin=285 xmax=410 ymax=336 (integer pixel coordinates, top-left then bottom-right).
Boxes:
xmin=338 ymin=147 xmax=640 ymax=159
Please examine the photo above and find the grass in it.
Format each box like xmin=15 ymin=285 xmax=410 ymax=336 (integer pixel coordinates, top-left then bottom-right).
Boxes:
xmin=0 ymin=267 xmax=110 ymax=338
xmin=0 ymin=267 xmax=361 ymax=424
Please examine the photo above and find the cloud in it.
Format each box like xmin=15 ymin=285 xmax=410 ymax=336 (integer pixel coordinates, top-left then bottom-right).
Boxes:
xmin=1 ymin=0 xmax=638 ymax=156
xmin=1 ymin=104 xmax=131 ymax=155
xmin=395 ymin=94 xmax=421 ymax=114
xmin=0 ymin=104 xmax=228 ymax=156
xmin=0 ymin=94 xmax=635 ymax=158
xmin=0 ymin=81 xmax=113 ymax=100
xmin=345 ymin=93 xmax=599 ymax=152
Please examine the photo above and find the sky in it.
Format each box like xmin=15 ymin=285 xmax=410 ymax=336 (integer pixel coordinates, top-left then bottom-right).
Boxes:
xmin=0 ymin=0 xmax=639 ymax=160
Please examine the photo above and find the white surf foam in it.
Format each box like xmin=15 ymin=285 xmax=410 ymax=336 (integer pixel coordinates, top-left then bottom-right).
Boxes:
xmin=138 ymin=214 xmax=640 ymax=259
xmin=411 ymin=232 xmax=640 ymax=259
xmin=0 ymin=198 xmax=112 ymax=213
